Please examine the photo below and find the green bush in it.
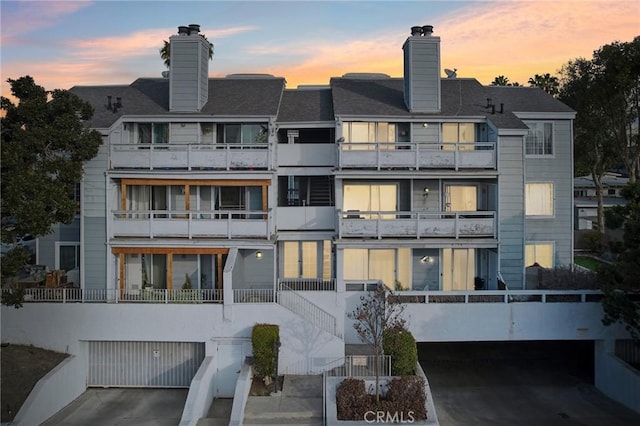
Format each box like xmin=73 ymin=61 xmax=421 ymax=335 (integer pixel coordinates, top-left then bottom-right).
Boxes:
xmin=383 ymin=327 xmax=417 ymax=376
xmin=251 ymin=323 xmax=279 ymax=378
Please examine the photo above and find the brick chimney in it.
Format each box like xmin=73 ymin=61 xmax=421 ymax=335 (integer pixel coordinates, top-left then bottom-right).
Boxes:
xmin=403 ymin=25 xmax=441 ymax=113
xmin=169 ymin=24 xmax=211 ymax=112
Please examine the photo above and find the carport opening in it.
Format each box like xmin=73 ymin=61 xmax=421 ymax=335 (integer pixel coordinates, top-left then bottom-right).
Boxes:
xmin=418 ymin=340 xmax=595 ymax=384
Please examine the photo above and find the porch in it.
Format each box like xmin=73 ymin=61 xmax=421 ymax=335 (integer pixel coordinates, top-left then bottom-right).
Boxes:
xmin=338 ymin=210 xmax=496 ymax=239
xmin=337 ymin=141 xmax=496 ymax=170
xmin=110 ymin=143 xmax=271 ymax=170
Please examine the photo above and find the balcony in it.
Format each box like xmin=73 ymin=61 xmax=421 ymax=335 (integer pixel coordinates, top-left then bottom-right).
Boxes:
xmin=276 ymin=206 xmax=336 ymax=231
xmin=338 ymin=210 xmax=496 ymax=239
xmin=277 ymin=143 xmax=336 ymax=167
xmin=337 ymin=142 xmax=496 ymax=170
xmin=110 ymin=143 xmax=271 ymax=170
xmin=111 ymin=210 xmax=272 ymax=239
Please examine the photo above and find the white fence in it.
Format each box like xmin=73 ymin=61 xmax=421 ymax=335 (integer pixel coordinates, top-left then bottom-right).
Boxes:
xmin=282 ymin=355 xmax=391 ymax=377
xmin=232 ymin=288 xmax=275 ymax=303
xmin=277 ymin=278 xmax=336 ymax=291
xmin=8 ymin=288 xmax=223 ymax=304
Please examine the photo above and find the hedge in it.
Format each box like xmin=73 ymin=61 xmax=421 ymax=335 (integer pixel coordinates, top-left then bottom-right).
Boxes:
xmin=251 ymin=323 xmax=279 ymax=378
xmin=383 ymin=327 xmax=418 ymax=376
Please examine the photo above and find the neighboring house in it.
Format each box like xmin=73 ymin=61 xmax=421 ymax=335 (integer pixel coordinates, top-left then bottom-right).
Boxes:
xmin=4 ymin=25 xmax=632 ymax=414
xmin=574 ymin=172 xmax=628 ymax=230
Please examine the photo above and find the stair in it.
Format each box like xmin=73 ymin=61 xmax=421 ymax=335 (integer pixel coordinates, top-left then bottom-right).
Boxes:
xmin=243 ymin=375 xmax=324 ymax=425
xmin=196 ymin=398 xmax=232 ymax=426
xmin=308 ymin=176 xmax=333 ymax=206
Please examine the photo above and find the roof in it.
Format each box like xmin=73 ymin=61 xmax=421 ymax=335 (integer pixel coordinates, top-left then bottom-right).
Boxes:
xmin=277 ymin=88 xmax=334 ymax=122
xmin=575 ymin=173 xmax=629 ymax=189
xmin=71 ymin=76 xmax=286 ymax=128
xmin=485 ymin=86 xmax=575 ymax=115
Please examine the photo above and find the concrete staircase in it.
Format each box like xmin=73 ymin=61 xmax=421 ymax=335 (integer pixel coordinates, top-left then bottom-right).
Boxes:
xmin=243 ymin=375 xmax=324 ymax=425
xmin=196 ymin=398 xmax=232 ymax=426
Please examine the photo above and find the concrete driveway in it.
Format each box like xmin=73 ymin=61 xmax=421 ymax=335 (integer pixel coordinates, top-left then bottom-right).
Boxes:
xmin=41 ymin=388 xmax=188 ymax=426
xmin=419 ymin=341 xmax=640 ymax=426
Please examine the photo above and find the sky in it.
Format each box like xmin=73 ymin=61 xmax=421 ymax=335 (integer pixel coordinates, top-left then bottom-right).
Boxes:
xmin=0 ymin=0 xmax=638 ymax=99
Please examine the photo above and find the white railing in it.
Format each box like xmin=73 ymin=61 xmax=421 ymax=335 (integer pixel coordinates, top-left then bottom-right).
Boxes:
xmin=338 ymin=210 xmax=496 ymax=239
xmin=386 ymin=289 xmax=603 ymax=304
xmin=277 ymin=283 xmax=342 ymax=338
xmin=277 ymin=278 xmax=336 ymax=291
xmin=12 ymin=288 xmax=223 ymax=303
xmin=282 ymin=355 xmax=391 ymax=377
xmin=233 ymin=288 xmax=275 ymax=303
xmin=111 ymin=143 xmax=271 ymax=170
xmin=111 ymin=209 xmax=271 ymax=239
xmin=337 ymin=141 xmax=496 ymax=170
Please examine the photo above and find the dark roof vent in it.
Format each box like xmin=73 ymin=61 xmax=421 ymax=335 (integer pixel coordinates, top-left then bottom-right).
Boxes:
xmin=188 ymin=24 xmax=200 ymax=35
xmin=422 ymin=25 xmax=434 ymax=36
xmin=178 ymin=26 xmax=190 ymax=35
xmin=411 ymin=26 xmax=423 ymax=36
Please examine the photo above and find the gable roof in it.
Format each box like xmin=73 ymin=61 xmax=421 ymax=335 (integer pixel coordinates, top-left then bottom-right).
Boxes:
xmin=485 ymin=86 xmax=575 ymax=114
xmin=277 ymin=88 xmax=334 ymax=122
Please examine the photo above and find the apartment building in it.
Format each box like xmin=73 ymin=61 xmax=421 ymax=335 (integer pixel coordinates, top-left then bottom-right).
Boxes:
xmin=7 ymin=25 xmax=633 ymax=422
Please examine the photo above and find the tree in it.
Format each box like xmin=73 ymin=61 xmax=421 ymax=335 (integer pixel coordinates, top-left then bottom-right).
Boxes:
xmin=599 ymin=182 xmax=640 ymax=340
xmin=490 ymin=75 xmax=522 ymax=86
xmin=160 ymin=34 xmax=214 ymax=68
xmin=1 ymin=76 xmax=102 ymax=292
xmin=347 ymin=284 xmax=407 ymax=402
xmin=560 ymin=58 xmax=617 ymax=233
xmin=528 ymin=73 xmax=560 ymax=97
xmin=592 ymin=37 xmax=640 ymax=183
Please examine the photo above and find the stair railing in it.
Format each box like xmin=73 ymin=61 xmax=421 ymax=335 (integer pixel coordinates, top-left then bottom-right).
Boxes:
xmin=277 ymin=283 xmax=343 ymax=339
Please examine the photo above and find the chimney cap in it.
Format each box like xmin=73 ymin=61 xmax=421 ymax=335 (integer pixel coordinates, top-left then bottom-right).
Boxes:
xmin=178 ymin=26 xmax=190 ymax=35
xmin=422 ymin=25 xmax=434 ymax=35
xmin=188 ymin=24 xmax=201 ymax=34
xmin=411 ymin=26 xmax=423 ymax=36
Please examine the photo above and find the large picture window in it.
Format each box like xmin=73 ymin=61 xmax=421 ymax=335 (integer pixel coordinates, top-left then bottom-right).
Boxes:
xmin=138 ymin=123 xmax=169 ymax=144
xmin=217 ymin=123 xmax=267 ymax=144
xmin=282 ymin=241 xmax=332 ymax=280
xmin=343 ymin=248 xmax=411 ymax=289
xmin=525 ymin=183 xmax=554 ymax=217
xmin=525 ymin=122 xmax=553 ymax=155
xmin=343 ymin=184 xmax=397 ymax=219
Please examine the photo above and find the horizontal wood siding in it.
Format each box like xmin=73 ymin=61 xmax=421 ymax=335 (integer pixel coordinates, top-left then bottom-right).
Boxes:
xmin=498 ymin=136 xmax=525 ymax=288
xmin=406 ymin=40 xmax=440 ymax=113
xmin=170 ymin=123 xmax=199 ymax=144
xmin=525 ymin=120 xmax=573 ymax=266
xmin=83 ymin=217 xmax=106 ymax=290
xmin=411 ymin=122 xmax=439 ymax=143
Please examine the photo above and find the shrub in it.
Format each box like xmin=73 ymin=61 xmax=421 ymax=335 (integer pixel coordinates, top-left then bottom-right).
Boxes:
xmin=387 ymin=376 xmax=427 ymax=420
xmin=383 ymin=327 xmax=418 ymax=376
xmin=537 ymin=266 xmax=598 ymax=289
xmin=336 ymin=378 xmax=372 ymax=420
xmin=251 ymin=323 xmax=279 ymax=379
xmin=583 ymin=230 xmax=603 ymax=254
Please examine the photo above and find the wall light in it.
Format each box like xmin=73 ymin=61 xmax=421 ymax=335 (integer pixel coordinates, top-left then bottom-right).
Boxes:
xmin=423 ymin=187 xmax=430 ymax=197
xmin=422 ymin=123 xmax=429 ymax=128
xmin=255 ymin=250 xmax=263 ymax=259
xmin=420 ymin=255 xmax=434 ymax=264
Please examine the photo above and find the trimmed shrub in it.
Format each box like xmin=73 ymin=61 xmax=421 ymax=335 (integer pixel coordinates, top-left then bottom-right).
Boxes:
xmin=336 ymin=378 xmax=372 ymax=420
xmin=383 ymin=327 xmax=418 ymax=376
xmin=387 ymin=376 xmax=427 ymax=420
xmin=251 ymin=323 xmax=279 ymax=378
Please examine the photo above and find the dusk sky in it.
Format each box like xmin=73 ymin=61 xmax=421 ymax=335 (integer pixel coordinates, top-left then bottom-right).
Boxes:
xmin=1 ymin=0 xmax=638 ymax=99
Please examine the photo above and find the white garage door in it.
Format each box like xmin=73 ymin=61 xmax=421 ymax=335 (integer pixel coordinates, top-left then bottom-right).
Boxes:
xmin=88 ymin=341 xmax=205 ymax=388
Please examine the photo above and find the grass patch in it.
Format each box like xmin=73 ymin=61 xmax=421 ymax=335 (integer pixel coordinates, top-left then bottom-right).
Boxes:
xmin=574 ymin=256 xmax=606 ymax=271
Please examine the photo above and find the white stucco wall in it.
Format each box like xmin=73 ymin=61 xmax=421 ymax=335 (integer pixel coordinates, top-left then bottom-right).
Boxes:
xmin=595 ymin=340 xmax=640 ymax=414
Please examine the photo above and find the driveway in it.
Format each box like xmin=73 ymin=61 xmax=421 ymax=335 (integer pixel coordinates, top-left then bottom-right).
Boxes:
xmin=419 ymin=341 xmax=640 ymax=426
xmin=41 ymin=388 xmax=188 ymax=425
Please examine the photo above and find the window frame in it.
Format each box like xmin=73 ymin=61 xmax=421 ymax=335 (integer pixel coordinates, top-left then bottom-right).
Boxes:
xmin=525 ymin=242 xmax=555 ymax=268
xmin=525 ymin=182 xmax=555 ymax=218
xmin=524 ymin=121 xmax=554 ymax=157
xmin=55 ymin=241 xmax=81 ymax=272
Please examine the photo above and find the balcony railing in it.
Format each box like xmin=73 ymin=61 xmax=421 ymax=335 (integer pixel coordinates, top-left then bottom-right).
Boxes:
xmin=337 ymin=141 xmax=496 ymax=170
xmin=277 ymin=278 xmax=336 ymax=291
xmin=233 ymin=288 xmax=275 ymax=303
xmin=10 ymin=288 xmax=223 ymax=303
xmin=110 ymin=143 xmax=271 ymax=170
xmin=338 ymin=210 xmax=496 ymax=239
xmin=111 ymin=209 xmax=271 ymax=239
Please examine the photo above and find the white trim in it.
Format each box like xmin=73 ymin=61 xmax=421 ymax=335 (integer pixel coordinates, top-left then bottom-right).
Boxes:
xmin=54 ymin=241 xmax=81 ymax=270
xmin=514 ymin=111 xmax=576 ymax=120
xmin=496 ymin=128 xmax=529 ymax=136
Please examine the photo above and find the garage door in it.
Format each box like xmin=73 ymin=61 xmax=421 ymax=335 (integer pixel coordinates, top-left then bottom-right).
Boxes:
xmin=88 ymin=341 xmax=205 ymax=388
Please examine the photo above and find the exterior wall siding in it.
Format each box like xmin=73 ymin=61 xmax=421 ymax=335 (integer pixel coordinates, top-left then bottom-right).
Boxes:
xmin=525 ymin=120 xmax=573 ymax=266
xmin=498 ymin=135 xmax=525 ymax=288
xmin=83 ymin=141 xmax=108 ymax=289
xmin=411 ymin=122 xmax=439 ymax=143
xmin=403 ymin=38 xmax=440 ymax=113
xmin=170 ymin=122 xmax=200 ymax=144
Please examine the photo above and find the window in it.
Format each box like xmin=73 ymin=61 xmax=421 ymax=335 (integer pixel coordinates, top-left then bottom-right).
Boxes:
xmin=57 ymin=243 xmax=80 ymax=271
xmin=442 ymin=123 xmax=475 ymax=151
xmin=525 ymin=183 xmax=554 ymax=217
xmin=525 ymin=243 xmax=554 ymax=268
xmin=342 ymin=122 xmax=407 ymax=150
xmin=138 ymin=123 xmax=168 ymax=144
xmin=282 ymin=241 xmax=332 ymax=279
xmin=343 ymin=184 xmax=397 ymax=218
xmin=343 ymin=248 xmax=411 ymax=289
xmin=525 ymin=122 xmax=553 ymax=155
xmin=217 ymin=123 xmax=267 ymax=144
xmin=607 ymin=189 xmax=616 ymax=196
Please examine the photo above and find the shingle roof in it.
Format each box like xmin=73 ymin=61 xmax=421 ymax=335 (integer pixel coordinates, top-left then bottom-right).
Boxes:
xmin=485 ymin=86 xmax=575 ymax=114
xmin=71 ymin=76 xmax=286 ymax=128
xmin=277 ymin=89 xmax=334 ymax=122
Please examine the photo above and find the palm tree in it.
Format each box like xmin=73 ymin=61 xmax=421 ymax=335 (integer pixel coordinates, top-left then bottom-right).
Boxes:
xmin=528 ymin=73 xmax=560 ymax=97
xmin=491 ymin=75 xmax=511 ymax=86
xmin=159 ymin=35 xmax=214 ymax=69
